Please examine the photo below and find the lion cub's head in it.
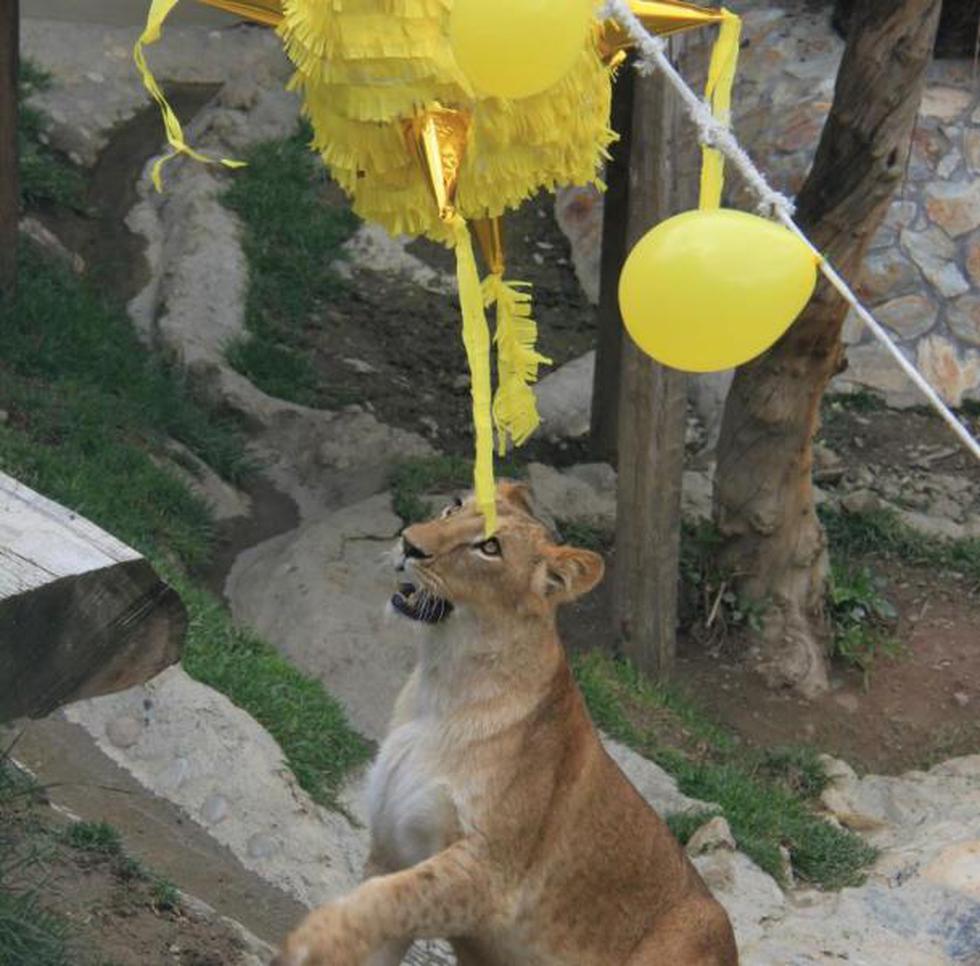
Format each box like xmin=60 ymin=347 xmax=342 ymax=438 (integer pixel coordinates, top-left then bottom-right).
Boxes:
xmin=390 ymin=481 xmax=604 ymax=626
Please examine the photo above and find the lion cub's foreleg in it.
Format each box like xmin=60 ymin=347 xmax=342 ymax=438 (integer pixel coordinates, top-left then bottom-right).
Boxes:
xmin=274 ymin=838 xmax=494 ymax=966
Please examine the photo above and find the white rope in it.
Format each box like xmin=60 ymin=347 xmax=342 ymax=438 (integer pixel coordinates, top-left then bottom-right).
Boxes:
xmin=601 ymin=0 xmax=980 ymax=462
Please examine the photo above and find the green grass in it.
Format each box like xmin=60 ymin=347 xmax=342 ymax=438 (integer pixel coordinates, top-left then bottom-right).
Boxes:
xmin=572 ymin=650 xmax=876 ymax=889
xmin=389 ymin=454 xmax=529 ymax=524
xmin=821 ymin=505 xmax=980 ymax=585
xmin=390 ymin=454 xmax=475 ymax=523
xmin=62 ymin=823 xmax=121 ymax=856
xmin=827 ymin=562 xmax=902 ymax=686
xmin=0 ymin=756 xmax=70 ymax=966
xmin=18 ymin=62 xmax=85 ymax=211
xmin=0 ymin=244 xmax=371 ymax=809
xmin=222 ymin=125 xmax=358 ymax=405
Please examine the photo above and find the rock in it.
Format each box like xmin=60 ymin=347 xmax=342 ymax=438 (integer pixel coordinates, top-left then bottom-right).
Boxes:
xmin=105 ymin=714 xmax=142 ymax=749
xmin=835 ymin=342 xmax=920 ymax=409
xmin=841 ymin=307 xmax=865 ymax=346
xmin=682 ymin=469 xmax=714 ymax=522
xmin=692 ymin=850 xmax=786 ymax=950
xmin=335 ymin=224 xmax=452 ymax=295
xmin=534 ymin=351 xmax=594 ymax=440
xmin=64 ymin=667 xmax=367 ymax=908
xmin=953 ymin=691 xmax=971 ymax=708
xmin=226 ymin=493 xmax=409 ymax=741
xmin=858 ymin=250 xmax=919 ymax=302
xmin=948 ymin=294 xmax=980 ymax=347
xmin=900 ymin=226 xmax=970 ymax=298
xmin=686 ymin=816 xmax=736 ymax=856
xmin=526 ymin=462 xmax=615 ymax=532
xmin=924 ymin=180 xmax=980 ymax=238
xmin=602 ymin=739 xmax=710 ymax=817
xmin=874 ymin=293 xmax=938 ymax=340
xmin=917 ymin=335 xmax=980 ymax=407
xmin=920 ymin=85 xmax=972 ymax=121
xmin=200 ymin=793 xmax=231 ymax=826
xmin=689 ymin=371 xmax=734 ymax=450
xmin=554 ymin=186 xmax=603 ymax=305
xmin=813 ymin=443 xmax=844 ymax=484
xmin=246 ymin=832 xmax=279 ymax=861
xmin=842 ymin=488 xmax=881 ymax=515
xmin=19 ymin=216 xmax=85 ymax=274
xmin=965 ymin=129 xmax=980 ymax=172
xmin=897 ymin=508 xmax=967 ymax=542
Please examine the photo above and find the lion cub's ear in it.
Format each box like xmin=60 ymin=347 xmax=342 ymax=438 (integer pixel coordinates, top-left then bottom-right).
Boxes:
xmin=535 ymin=545 xmax=605 ymax=603
xmin=498 ymin=480 xmax=535 ymax=517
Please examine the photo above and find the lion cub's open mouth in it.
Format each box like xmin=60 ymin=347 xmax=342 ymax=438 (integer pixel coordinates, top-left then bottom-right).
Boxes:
xmin=391 ymin=581 xmax=454 ymax=624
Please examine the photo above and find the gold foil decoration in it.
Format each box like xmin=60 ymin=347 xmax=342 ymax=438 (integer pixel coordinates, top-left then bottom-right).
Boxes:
xmin=473 ymin=216 xmax=506 ymax=277
xmin=403 ymin=107 xmax=472 ymax=223
xmin=598 ymin=0 xmax=726 ymax=63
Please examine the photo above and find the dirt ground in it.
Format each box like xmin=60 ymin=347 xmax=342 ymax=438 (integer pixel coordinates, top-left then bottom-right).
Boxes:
xmin=300 ymin=189 xmax=598 ymax=458
xmin=3 ymin=801 xmax=248 ymax=966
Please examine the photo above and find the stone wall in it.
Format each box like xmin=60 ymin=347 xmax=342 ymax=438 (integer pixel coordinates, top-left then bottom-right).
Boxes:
xmin=734 ymin=0 xmax=980 ymax=407
xmin=556 ymin=0 xmax=980 ymax=410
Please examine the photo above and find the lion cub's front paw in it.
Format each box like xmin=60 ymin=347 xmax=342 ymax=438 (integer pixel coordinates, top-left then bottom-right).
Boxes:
xmin=273 ymin=903 xmax=368 ymax=966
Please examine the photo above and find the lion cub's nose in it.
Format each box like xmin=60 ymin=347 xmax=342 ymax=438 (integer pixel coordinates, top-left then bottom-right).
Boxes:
xmin=402 ymin=535 xmax=431 ymax=560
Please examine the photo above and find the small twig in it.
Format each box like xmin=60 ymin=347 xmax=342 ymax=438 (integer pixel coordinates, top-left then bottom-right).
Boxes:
xmin=706 ymin=580 xmax=728 ymax=629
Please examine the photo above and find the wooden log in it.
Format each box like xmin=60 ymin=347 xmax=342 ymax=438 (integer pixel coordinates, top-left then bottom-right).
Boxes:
xmin=611 ymin=36 xmax=703 ymax=679
xmin=589 ymin=58 xmax=635 ymax=463
xmin=0 ymin=472 xmax=185 ymax=721
xmin=0 ymin=0 xmax=18 ymax=294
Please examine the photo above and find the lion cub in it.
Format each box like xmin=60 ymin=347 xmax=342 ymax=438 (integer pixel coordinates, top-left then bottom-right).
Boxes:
xmin=275 ymin=482 xmax=737 ymax=965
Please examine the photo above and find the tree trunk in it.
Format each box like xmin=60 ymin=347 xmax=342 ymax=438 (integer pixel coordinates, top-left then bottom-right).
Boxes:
xmin=613 ymin=37 xmax=701 ymax=680
xmin=0 ymin=0 xmax=17 ymax=295
xmin=713 ymin=0 xmax=942 ymax=697
xmin=590 ymin=61 xmax=635 ymax=462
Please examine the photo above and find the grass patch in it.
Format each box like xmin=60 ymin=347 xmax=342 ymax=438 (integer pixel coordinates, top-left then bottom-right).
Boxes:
xmin=391 ymin=454 xmax=474 ymax=523
xmin=679 ymin=521 xmax=764 ymax=642
xmin=0 ymin=755 xmax=70 ymax=966
xmin=827 ymin=562 xmax=902 ymax=687
xmin=18 ymin=62 xmax=85 ymax=211
xmin=554 ymin=520 xmax=611 ymax=551
xmin=572 ymin=650 xmax=876 ymax=889
xmin=389 ymin=454 xmax=529 ymax=524
xmin=823 ymin=390 xmax=885 ymax=415
xmin=0 ymin=243 xmax=371 ymax=809
xmin=821 ymin=505 xmax=980 ymax=585
xmin=62 ymin=823 xmax=121 ymax=856
xmin=222 ymin=125 xmax=358 ymax=405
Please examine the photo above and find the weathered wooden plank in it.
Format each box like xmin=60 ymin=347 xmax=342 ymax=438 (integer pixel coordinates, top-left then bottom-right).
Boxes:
xmin=0 ymin=473 xmax=185 ymax=721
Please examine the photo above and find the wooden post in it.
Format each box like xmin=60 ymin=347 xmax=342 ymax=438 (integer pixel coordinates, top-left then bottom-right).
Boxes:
xmin=0 ymin=0 xmax=17 ymax=295
xmin=0 ymin=472 xmax=186 ymax=722
xmin=612 ymin=39 xmax=700 ymax=680
xmin=589 ymin=60 xmax=635 ymax=463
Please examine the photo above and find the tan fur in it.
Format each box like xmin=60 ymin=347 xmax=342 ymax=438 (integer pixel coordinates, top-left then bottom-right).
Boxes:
xmin=275 ymin=484 xmax=738 ymax=966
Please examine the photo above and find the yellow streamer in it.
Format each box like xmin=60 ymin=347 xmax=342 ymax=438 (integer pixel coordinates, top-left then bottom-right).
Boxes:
xmin=135 ymin=0 xmax=246 ymax=189
xmin=451 ymin=216 xmax=497 ymax=536
xmin=698 ymin=9 xmax=741 ymax=210
xmin=484 ymin=275 xmax=551 ymax=457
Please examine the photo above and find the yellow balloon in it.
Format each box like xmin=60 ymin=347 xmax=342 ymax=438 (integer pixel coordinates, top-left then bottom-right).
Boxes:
xmin=450 ymin=0 xmax=594 ymax=100
xmin=618 ymin=209 xmax=818 ymax=373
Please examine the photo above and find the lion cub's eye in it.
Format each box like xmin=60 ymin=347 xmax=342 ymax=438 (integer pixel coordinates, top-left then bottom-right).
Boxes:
xmin=475 ymin=536 xmax=502 ymax=558
xmin=441 ymin=496 xmax=463 ymax=518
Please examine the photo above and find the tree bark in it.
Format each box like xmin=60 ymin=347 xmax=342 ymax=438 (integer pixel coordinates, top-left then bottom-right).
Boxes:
xmin=613 ymin=38 xmax=701 ymax=680
xmin=590 ymin=61 xmax=635 ymax=462
xmin=713 ymin=0 xmax=942 ymax=697
xmin=0 ymin=0 xmax=18 ymax=295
